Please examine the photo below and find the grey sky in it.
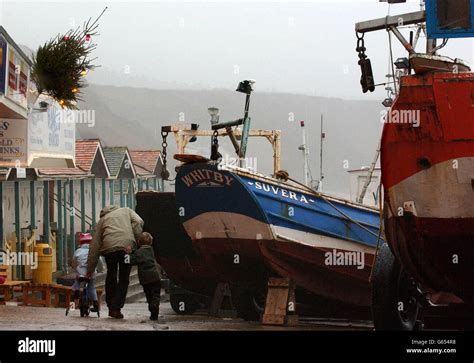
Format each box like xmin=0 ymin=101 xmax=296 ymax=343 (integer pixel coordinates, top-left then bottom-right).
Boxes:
xmin=1 ymin=0 xmax=473 ymax=100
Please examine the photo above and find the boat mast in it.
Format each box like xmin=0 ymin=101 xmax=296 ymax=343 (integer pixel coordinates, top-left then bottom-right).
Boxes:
xmin=298 ymin=120 xmax=311 ymax=187
xmin=319 ymin=114 xmax=324 ymax=192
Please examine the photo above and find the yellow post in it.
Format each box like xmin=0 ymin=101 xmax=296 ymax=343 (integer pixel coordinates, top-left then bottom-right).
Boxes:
xmin=5 ymin=233 xmax=15 ymax=280
xmin=273 ymin=131 xmax=282 ymax=174
xmin=23 ymin=231 xmax=35 ymax=280
xmin=50 ymin=231 xmax=57 ymax=273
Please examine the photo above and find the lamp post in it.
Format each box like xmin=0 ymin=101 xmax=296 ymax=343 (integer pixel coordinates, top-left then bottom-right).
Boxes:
xmin=236 ymin=80 xmax=255 ymax=166
xmin=208 ymin=107 xmax=220 ymax=126
xmin=207 ymin=80 xmax=256 ymax=165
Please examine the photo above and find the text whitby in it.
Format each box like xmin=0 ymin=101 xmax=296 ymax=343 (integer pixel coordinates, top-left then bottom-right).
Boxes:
xmin=181 ymin=169 xmax=234 ymax=187
xmin=253 ymin=182 xmax=310 ymax=204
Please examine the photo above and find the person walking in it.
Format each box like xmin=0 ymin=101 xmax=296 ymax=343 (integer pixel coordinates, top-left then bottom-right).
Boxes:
xmin=125 ymin=232 xmax=162 ymax=321
xmin=87 ymin=206 xmax=144 ymax=319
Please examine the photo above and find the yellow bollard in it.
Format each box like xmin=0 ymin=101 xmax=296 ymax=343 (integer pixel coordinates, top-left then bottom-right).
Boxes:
xmin=32 ymin=243 xmax=53 ymax=284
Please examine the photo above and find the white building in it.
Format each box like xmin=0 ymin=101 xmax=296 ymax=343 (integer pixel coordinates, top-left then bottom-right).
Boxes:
xmin=347 ymin=167 xmax=382 ymax=207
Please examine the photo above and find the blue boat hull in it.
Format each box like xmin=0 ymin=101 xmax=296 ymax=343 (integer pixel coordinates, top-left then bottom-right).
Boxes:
xmin=176 ymin=162 xmax=381 ymax=306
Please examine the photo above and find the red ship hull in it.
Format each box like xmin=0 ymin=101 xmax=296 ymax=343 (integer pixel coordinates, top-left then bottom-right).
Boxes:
xmin=190 ymin=237 xmax=268 ymax=291
xmin=259 ymin=240 xmax=375 ymax=306
xmin=381 ymin=72 xmax=474 ymax=304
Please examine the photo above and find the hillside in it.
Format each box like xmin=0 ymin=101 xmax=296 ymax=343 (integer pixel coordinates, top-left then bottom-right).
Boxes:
xmin=77 ymin=85 xmax=383 ymax=196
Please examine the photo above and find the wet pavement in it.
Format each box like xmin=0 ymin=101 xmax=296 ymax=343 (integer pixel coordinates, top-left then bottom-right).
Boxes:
xmin=0 ymin=300 xmax=373 ymax=331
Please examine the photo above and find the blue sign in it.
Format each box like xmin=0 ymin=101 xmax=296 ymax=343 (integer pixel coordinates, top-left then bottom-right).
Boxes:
xmin=0 ymin=35 xmax=6 ymax=95
xmin=426 ymin=0 xmax=474 ymax=38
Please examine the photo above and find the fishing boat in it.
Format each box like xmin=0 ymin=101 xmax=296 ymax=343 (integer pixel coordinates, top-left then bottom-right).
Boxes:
xmin=176 ymin=162 xmax=381 ymax=307
xmin=172 ymin=79 xmax=382 ymax=319
xmin=356 ymin=1 xmax=474 ymax=330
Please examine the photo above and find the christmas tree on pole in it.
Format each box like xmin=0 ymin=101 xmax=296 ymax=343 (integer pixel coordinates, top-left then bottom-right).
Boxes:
xmin=31 ymin=7 xmax=107 ymax=109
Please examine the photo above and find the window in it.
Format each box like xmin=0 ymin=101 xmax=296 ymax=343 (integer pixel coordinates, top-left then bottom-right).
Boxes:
xmin=437 ymin=0 xmax=471 ymax=30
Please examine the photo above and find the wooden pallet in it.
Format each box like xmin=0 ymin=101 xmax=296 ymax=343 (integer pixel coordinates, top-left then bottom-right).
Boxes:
xmin=22 ymin=283 xmax=54 ymax=307
xmin=0 ymin=281 xmax=29 ymax=305
xmin=22 ymin=283 xmax=103 ymax=308
xmin=208 ymin=282 xmax=237 ymax=318
xmin=262 ymin=278 xmax=299 ymax=326
xmin=51 ymin=285 xmax=73 ymax=309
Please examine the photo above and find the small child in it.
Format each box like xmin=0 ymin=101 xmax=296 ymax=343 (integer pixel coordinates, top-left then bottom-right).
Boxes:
xmin=71 ymin=233 xmax=99 ymax=312
xmin=126 ymin=232 xmax=162 ymax=321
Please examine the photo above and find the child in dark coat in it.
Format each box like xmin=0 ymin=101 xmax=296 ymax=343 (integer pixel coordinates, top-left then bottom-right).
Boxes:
xmin=126 ymin=232 xmax=162 ymax=320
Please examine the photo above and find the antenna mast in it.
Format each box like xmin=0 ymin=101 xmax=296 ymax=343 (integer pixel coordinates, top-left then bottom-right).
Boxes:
xmin=319 ymin=114 xmax=324 ymax=192
xmin=298 ymin=121 xmax=311 ymax=187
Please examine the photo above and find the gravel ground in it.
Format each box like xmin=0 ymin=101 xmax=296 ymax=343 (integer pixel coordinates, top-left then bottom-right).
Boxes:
xmin=0 ymin=301 xmax=372 ymax=331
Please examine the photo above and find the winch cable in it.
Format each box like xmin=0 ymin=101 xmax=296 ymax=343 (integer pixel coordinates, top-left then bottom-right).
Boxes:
xmin=369 ymin=182 xmax=385 ymax=283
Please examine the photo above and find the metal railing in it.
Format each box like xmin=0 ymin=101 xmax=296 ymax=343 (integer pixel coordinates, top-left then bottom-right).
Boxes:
xmin=51 ymin=192 xmax=94 ymax=230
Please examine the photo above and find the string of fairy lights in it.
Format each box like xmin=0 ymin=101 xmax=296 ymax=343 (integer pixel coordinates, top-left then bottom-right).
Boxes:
xmin=31 ymin=7 xmax=107 ymax=109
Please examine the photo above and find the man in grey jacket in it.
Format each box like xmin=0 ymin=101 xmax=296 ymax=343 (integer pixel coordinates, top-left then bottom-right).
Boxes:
xmin=87 ymin=205 xmax=144 ymax=319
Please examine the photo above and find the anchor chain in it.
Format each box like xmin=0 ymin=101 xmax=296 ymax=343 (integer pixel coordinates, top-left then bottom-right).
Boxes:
xmin=160 ymin=130 xmax=170 ymax=180
xmin=210 ymin=130 xmax=221 ymax=161
xmin=356 ymin=32 xmax=367 ymax=60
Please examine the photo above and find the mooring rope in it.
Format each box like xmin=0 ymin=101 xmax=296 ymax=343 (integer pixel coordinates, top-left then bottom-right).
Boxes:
xmin=369 ymin=182 xmax=385 ymax=283
xmin=285 ymin=175 xmax=384 ymax=241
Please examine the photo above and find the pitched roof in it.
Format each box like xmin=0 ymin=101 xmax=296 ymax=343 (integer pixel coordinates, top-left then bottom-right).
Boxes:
xmin=129 ymin=150 xmax=162 ymax=177
xmin=36 ymin=168 xmax=88 ymax=177
xmin=75 ymin=139 xmax=100 ymax=172
xmin=103 ymin=146 xmax=136 ymax=178
xmin=75 ymin=139 xmax=110 ymax=177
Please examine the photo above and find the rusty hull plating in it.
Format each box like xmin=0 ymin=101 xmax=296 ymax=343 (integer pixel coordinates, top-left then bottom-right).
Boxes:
xmin=381 ymin=72 xmax=474 ymax=304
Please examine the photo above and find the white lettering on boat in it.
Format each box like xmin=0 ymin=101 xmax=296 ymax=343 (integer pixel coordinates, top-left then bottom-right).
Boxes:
xmin=181 ymin=169 xmax=234 ymax=187
xmin=254 ymin=181 xmax=311 ymax=204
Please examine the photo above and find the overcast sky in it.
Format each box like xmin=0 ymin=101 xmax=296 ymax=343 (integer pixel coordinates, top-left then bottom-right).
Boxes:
xmin=1 ymin=0 xmax=473 ymax=100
